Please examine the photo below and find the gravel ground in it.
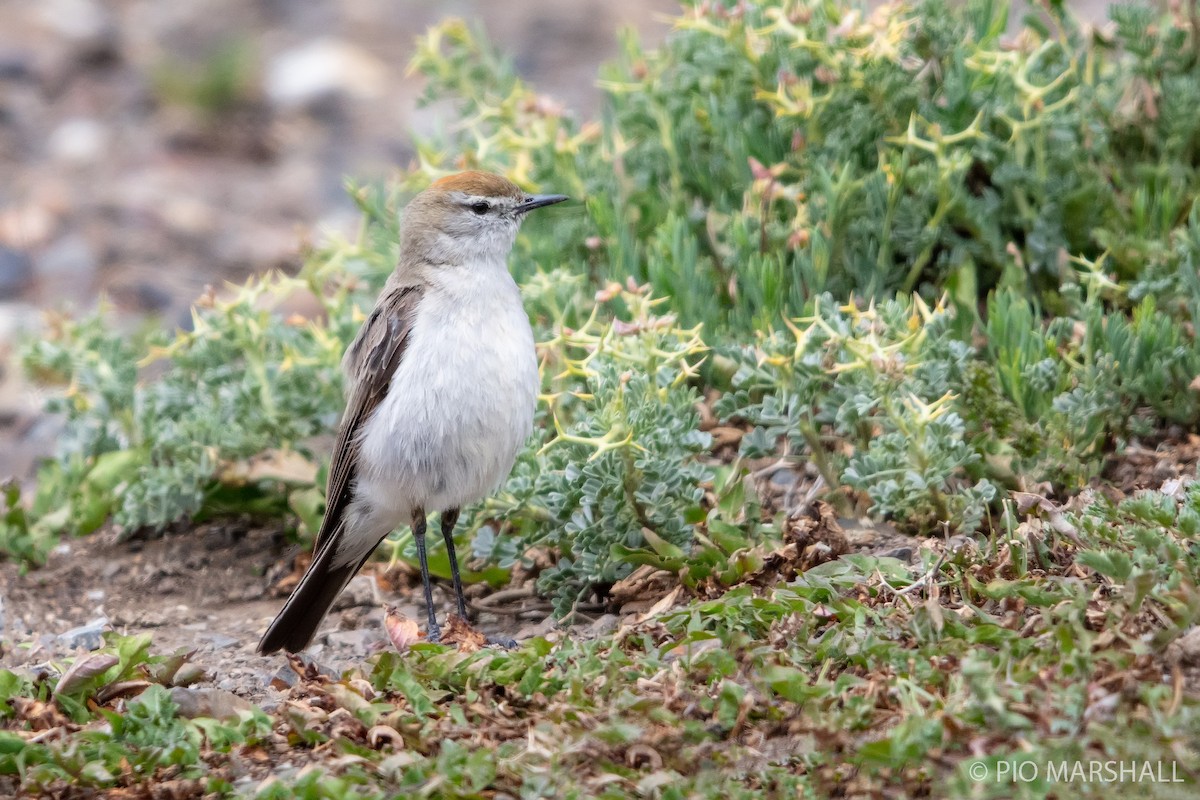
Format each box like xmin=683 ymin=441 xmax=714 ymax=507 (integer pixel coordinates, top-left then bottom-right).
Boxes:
xmin=0 ymin=517 xmax=565 ymax=701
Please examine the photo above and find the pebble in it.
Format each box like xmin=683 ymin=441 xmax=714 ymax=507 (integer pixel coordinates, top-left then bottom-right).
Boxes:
xmin=0 ymin=49 xmax=34 ymax=81
xmin=515 ymin=615 xmax=558 ymax=640
xmin=841 ymin=521 xmax=880 ymax=549
xmin=768 ymin=467 xmax=800 ymax=489
xmin=880 ymin=546 xmax=915 ymax=563
xmin=199 ymin=632 xmax=240 ymax=650
xmin=332 ymin=574 xmax=379 ymax=610
xmin=945 ymin=535 xmax=978 ymax=554
xmin=102 ymin=278 xmax=175 ymax=314
xmin=48 ymin=118 xmax=109 ymax=164
xmin=1169 ymin=626 xmax=1200 ymax=666
xmin=0 ymin=246 xmax=33 ymax=299
xmin=57 ymin=616 xmax=109 ymax=650
xmin=588 ymin=613 xmax=619 ymax=637
xmin=109 ymin=280 xmax=172 ymax=313
xmin=159 ymin=196 xmax=215 ymax=236
xmin=169 ymin=686 xmax=254 ymax=719
xmin=324 ymin=628 xmax=378 ymax=651
xmin=36 ymin=233 xmax=98 ymax=291
xmin=37 ymin=0 xmax=115 ymax=46
xmin=265 ymin=38 xmax=385 ymax=110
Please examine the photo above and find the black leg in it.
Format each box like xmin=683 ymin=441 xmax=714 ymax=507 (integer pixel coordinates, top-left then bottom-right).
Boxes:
xmin=440 ymin=508 xmax=467 ymax=619
xmin=411 ymin=508 xmax=441 ymax=642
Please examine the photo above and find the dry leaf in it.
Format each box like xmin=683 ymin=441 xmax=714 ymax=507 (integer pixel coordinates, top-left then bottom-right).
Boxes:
xmin=384 ymin=606 xmax=420 ymax=652
xmin=440 ymin=615 xmax=486 ymax=653
xmin=53 ymin=653 xmax=119 ymax=697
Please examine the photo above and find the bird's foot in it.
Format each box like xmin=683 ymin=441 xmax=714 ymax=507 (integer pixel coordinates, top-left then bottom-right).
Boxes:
xmin=428 ymin=614 xmax=519 ymax=651
xmin=484 ymin=634 xmax=518 ymax=649
xmin=425 ymin=623 xmax=443 ymax=645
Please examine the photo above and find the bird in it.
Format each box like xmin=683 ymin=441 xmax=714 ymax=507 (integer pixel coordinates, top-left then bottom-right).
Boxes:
xmin=257 ymin=171 xmax=566 ymax=654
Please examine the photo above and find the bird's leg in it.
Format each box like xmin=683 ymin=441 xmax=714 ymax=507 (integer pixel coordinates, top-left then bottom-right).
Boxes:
xmin=411 ymin=508 xmax=441 ymax=642
xmin=440 ymin=508 xmax=468 ymax=619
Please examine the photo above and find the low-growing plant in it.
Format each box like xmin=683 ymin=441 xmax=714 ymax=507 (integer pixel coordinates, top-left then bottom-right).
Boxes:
xmin=466 ymin=286 xmax=714 ymax=612
xmin=8 ymin=0 xmax=1200 ymax=620
xmin=411 ymin=0 xmax=1200 ymax=328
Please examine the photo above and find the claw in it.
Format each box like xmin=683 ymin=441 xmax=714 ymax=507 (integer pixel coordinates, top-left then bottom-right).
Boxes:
xmin=485 ymin=634 xmax=518 ymax=649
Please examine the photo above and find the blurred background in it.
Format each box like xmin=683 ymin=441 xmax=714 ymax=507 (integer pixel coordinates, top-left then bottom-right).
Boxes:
xmin=0 ymin=0 xmax=1120 ymax=482
xmin=0 ymin=0 xmax=676 ymax=481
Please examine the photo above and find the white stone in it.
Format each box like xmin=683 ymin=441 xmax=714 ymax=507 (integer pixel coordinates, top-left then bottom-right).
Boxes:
xmin=38 ymin=0 xmax=112 ymax=43
xmin=266 ymin=38 xmax=385 ymax=109
xmin=48 ymin=118 xmax=108 ymax=163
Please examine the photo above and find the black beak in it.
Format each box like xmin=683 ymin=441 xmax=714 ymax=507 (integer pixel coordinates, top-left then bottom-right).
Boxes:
xmin=517 ymin=193 xmax=568 ymax=214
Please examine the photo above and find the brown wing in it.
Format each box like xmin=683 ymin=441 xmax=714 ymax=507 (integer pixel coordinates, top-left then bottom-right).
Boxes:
xmin=311 ymin=283 xmax=422 ymax=559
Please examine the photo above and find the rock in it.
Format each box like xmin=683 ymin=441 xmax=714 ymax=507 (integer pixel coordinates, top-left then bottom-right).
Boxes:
xmin=57 ymin=616 xmax=109 ymax=650
xmin=945 ymin=535 xmax=979 ymax=556
xmin=0 ymin=49 xmax=34 ymax=81
xmin=842 ymin=524 xmax=876 ymax=548
xmin=0 ymin=204 xmax=56 ymax=251
xmin=332 ymin=575 xmax=378 ymax=611
xmin=587 ymin=613 xmax=619 ymax=637
xmin=168 ymin=686 xmax=254 ymax=719
xmin=769 ymin=467 xmax=800 ymax=489
xmin=324 ymin=628 xmax=378 ymax=651
xmin=880 ymin=546 xmax=915 ymax=563
xmin=159 ymin=196 xmax=215 ymax=236
xmin=269 ymin=664 xmax=299 ymax=690
xmin=0 ymin=246 xmax=33 ymax=299
xmin=38 ymin=0 xmax=112 ymax=41
xmin=37 ymin=0 xmax=119 ymax=63
xmin=36 ymin=233 xmax=97 ymax=289
xmin=133 ymin=281 xmax=173 ymax=313
xmin=515 ymin=615 xmax=558 ymax=641
xmin=48 ymin=118 xmax=109 ymax=164
xmin=199 ymin=633 xmax=239 ymax=650
xmin=265 ymin=38 xmax=385 ymax=110
xmin=1167 ymin=626 xmax=1200 ymax=667
xmin=108 ymin=280 xmax=173 ymax=314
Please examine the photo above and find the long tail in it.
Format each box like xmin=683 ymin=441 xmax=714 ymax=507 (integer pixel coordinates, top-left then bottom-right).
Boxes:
xmin=257 ymin=534 xmax=370 ymax=655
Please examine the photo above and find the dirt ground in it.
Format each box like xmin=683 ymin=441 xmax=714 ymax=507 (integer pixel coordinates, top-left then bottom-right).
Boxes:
xmin=0 ymin=480 xmax=921 ymax=704
xmin=0 ymin=515 xmax=599 ymax=699
xmin=2 ymin=522 xmax=351 ymax=697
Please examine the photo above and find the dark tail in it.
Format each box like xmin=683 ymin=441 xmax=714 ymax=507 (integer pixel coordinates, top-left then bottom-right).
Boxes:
xmin=257 ymin=538 xmax=369 ymax=655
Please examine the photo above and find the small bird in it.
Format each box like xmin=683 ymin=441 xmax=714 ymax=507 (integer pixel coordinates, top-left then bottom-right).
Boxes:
xmin=258 ymin=171 xmax=566 ymax=654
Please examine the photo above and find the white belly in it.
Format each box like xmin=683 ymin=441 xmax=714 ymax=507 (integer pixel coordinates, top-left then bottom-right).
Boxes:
xmin=354 ymin=271 xmax=538 ymax=522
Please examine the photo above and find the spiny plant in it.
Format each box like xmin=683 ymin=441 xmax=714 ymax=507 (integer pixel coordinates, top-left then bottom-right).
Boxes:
xmin=9 ymin=0 xmax=1200 ymax=608
xmin=409 ymin=0 xmax=1200 ymax=330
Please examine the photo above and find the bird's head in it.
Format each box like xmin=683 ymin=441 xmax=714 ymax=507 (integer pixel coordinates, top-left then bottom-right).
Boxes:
xmin=399 ymin=171 xmax=567 ymax=270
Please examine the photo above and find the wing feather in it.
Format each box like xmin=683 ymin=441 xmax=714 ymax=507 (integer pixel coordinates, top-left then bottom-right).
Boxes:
xmin=311 ymin=284 xmax=422 ymax=558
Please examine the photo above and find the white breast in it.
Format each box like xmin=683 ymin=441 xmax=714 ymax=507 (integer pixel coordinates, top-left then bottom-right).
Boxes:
xmin=354 ymin=265 xmax=539 ymax=522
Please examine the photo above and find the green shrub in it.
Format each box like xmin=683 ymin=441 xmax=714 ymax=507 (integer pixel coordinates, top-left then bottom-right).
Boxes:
xmin=10 ymin=0 xmax=1200 ymax=613
xmin=412 ymin=0 xmax=1200 ymax=329
xmin=481 ymin=288 xmax=712 ymax=612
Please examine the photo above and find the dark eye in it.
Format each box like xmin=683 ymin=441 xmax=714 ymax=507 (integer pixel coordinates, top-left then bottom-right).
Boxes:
xmin=470 ymin=201 xmax=490 ymax=215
